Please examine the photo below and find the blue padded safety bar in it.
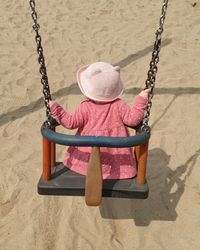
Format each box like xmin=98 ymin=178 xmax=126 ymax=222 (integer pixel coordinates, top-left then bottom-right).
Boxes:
xmin=41 ymin=125 xmax=150 ymax=148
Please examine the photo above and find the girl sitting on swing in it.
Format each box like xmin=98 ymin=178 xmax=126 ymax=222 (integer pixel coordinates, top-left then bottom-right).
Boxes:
xmin=49 ymin=61 xmax=150 ymax=180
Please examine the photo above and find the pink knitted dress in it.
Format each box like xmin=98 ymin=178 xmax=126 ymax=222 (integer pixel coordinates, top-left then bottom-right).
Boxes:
xmin=50 ymin=95 xmax=147 ymax=179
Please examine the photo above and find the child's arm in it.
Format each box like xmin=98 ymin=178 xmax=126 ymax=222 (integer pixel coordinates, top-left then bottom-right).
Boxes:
xmin=49 ymin=101 xmax=86 ymax=129
xmin=119 ymin=89 xmax=150 ymax=127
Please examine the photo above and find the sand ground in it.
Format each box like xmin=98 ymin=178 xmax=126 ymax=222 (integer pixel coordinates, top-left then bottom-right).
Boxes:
xmin=0 ymin=0 xmax=200 ymax=249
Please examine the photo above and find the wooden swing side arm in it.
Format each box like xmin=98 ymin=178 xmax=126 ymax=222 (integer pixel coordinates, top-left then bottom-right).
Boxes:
xmin=42 ymin=128 xmax=56 ymax=181
xmin=135 ymin=129 xmax=149 ymax=185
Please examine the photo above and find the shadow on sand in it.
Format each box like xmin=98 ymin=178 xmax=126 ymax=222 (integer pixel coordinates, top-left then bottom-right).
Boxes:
xmin=99 ymin=148 xmax=200 ymax=226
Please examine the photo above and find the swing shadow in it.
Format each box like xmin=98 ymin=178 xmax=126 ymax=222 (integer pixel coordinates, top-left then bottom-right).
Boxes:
xmin=99 ymin=148 xmax=200 ymax=226
xmin=0 ymin=38 xmax=172 ymax=127
xmin=114 ymin=38 xmax=171 ymax=68
xmin=151 ymin=95 xmax=178 ymax=129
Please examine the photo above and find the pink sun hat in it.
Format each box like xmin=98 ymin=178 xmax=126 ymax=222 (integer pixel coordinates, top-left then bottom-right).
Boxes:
xmin=77 ymin=62 xmax=124 ymax=102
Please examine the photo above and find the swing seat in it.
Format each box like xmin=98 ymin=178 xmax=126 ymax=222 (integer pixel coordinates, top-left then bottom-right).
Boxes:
xmin=40 ymin=125 xmax=150 ymax=204
xmin=38 ymin=163 xmax=149 ymax=199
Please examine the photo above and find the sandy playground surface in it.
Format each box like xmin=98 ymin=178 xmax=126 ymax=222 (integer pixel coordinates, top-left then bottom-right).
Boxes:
xmin=0 ymin=0 xmax=200 ymax=249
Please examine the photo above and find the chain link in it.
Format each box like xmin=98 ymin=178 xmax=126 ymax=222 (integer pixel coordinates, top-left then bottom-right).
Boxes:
xmin=29 ymin=0 xmax=53 ymax=128
xmin=142 ymin=0 xmax=169 ymax=132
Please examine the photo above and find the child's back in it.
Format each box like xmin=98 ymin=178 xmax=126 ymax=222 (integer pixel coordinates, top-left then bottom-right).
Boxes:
xmin=50 ymin=94 xmax=147 ymax=179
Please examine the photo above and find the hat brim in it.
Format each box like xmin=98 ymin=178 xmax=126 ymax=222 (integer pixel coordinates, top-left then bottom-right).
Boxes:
xmin=77 ymin=64 xmax=124 ymax=102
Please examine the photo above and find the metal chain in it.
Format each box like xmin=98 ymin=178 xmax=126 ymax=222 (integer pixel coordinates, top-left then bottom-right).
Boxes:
xmin=142 ymin=0 xmax=169 ymax=132
xmin=29 ymin=0 xmax=53 ymax=128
